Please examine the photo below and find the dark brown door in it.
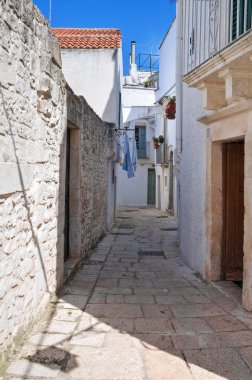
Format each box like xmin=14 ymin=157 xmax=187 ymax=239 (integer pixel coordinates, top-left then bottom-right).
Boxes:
xmin=223 ymin=141 xmax=244 ymax=281
xmin=64 ymin=128 xmax=71 ymax=262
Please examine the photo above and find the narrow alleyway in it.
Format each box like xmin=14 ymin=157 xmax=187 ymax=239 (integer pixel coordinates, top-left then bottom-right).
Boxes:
xmin=4 ymin=208 xmax=252 ymax=380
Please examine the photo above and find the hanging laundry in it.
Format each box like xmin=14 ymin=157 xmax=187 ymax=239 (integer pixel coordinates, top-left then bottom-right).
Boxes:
xmin=132 ymin=137 xmax=138 ymax=172
xmin=122 ymin=132 xmax=135 ymax=178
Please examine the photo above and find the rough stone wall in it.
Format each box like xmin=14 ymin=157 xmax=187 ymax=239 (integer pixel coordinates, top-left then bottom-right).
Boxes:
xmin=67 ymin=87 xmax=111 ymax=259
xmin=0 ymin=0 xmax=67 ymax=360
xmin=0 ymin=0 xmax=114 ymax=361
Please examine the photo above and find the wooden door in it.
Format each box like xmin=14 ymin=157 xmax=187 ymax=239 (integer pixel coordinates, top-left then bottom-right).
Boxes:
xmin=223 ymin=141 xmax=244 ymax=281
xmin=147 ymin=169 xmax=156 ymax=205
xmin=64 ymin=128 xmax=71 ymax=262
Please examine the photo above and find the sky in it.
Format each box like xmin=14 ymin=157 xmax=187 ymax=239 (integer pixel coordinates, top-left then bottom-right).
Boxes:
xmin=33 ymin=0 xmax=176 ymax=75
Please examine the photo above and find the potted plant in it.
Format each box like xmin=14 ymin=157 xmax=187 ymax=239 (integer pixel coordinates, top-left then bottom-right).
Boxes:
xmin=152 ymin=136 xmax=159 ymax=149
xmin=165 ymin=96 xmax=176 ymax=119
xmin=158 ymin=135 xmax=164 ymax=144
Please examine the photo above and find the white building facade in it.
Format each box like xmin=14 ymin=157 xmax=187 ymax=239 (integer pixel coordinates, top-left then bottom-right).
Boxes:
xmin=155 ymin=19 xmax=177 ymax=214
xmin=176 ymin=0 xmax=252 ymax=310
xmin=116 ymin=84 xmax=158 ymax=207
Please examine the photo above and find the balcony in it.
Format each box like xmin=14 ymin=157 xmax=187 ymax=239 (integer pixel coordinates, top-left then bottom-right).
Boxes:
xmin=156 ymin=144 xmax=169 ymax=166
xmin=183 ymin=0 xmax=252 ymax=75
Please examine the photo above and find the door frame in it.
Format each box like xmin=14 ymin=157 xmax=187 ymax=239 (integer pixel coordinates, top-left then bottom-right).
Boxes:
xmin=203 ymin=108 xmax=252 ymax=310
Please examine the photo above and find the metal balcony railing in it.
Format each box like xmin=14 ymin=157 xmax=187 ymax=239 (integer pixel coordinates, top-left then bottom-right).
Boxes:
xmin=156 ymin=145 xmax=169 ymax=165
xmin=183 ymin=0 xmax=252 ymax=74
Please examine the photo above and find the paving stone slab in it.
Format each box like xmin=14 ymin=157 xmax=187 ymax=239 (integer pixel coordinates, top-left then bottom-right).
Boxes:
xmin=66 ymin=346 xmax=144 ymax=379
xmin=239 ymin=347 xmax=252 ymax=370
xmin=144 ymin=350 xmax=194 ymax=380
xmin=43 ymin=320 xmax=77 ymax=334
xmin=69 ymin=332 xmax=105 ymax=347
xmin=184 ymin=348 xmax=252 ymax=380
xmin=170 ymin=304 xmax=227 ymax=317
xmin=7 ymin=360 xmax=60 ymax=377
xmin=93 ymin=287 xmax=133 ymax=295
xmin=125 ymin=295 xmax=155 ymax=304
xmin=29 ymin=333 xmax=67 ymax=347
xmin=173 ymin=331 xmax=252 ymax=349
xmin=134 ymin=318 xmax=174 ymax=334
xmin=155 ymin=295 xmax=188 ymax=305
xmin=206 ymin=315 xmax=247 ymax=332
xmin=52 ymin=308 xmax=82 ymax=322
xmin=86 ymin=304 xmax=143 ymax=318
xmin=134 ymin=333 xmax=174 ymax=351
xmin=106 ymin=295 xmax=125 ymax=304
xmin=141 ymin=304 xmax=174 ymax=318
xmin=98 ymin=317 xmax=134 ymax=332
xmin=172 ymin=317 xmax=213 ymax=334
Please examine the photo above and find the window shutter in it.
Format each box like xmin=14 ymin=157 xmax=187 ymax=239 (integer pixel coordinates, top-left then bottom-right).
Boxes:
xmin=231 ymin=0 xmax=252 ymax=40
xmin=136 ymin=126 xmax=146 ymax=159
xmin=247 ymin=0 xmax=252 ymax=30
xmin=232 ymin=0 xmax=238 ymax=40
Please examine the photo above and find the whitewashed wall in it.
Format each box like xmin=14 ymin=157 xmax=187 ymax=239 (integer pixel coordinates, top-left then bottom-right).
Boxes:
xmin=156 ymin=19 xmax=176 ymax=102
xmin=176 ymin=1 xmax=209 ymax=276
xmin=155 ymin=19 xmax=177 ymax=213
xmin=116 ymin=164 xmax=154 ymax=206
xmin=123 ymin=87 xmax=155 ymax=108
xmin=61 ymin=48 xmax=121 ymax=125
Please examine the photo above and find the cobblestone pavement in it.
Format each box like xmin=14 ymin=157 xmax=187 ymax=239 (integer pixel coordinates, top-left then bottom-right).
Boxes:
xmin=3 ymin=208 xmax=252 ymax=379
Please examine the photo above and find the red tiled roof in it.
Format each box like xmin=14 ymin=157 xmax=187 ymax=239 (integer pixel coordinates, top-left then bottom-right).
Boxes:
xmin=52 ymin=28 xmax=122 ymax=49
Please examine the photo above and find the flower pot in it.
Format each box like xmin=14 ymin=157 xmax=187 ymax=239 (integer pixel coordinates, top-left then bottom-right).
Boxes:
xmin=166 ymin=102 xmax=176 ymax=119
xmin=153 ymin=143 xmax=159 ymax=149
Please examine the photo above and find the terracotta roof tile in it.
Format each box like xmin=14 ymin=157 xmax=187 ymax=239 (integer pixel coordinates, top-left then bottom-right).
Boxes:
xmin=52 ymin=28 xmax=122 ymax=49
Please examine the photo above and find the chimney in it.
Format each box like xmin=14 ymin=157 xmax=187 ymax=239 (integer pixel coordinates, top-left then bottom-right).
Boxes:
xmin=131 ymin=41 xmax=136 ymax=66
xmin=130 ymin=40 xmax=138 ymax=84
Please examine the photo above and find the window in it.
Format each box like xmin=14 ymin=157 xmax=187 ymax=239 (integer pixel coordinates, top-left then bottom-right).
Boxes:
xmin=165 ymin=176 xmax=168 ymax=187
xmin=135 ymin=126 xmax=147 ymax=159
xmin=231 ymin=0 xmax=252 ymax=41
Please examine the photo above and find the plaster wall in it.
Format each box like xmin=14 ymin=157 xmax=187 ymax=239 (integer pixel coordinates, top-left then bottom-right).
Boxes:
xmin=115 ymin=121 xmax=156 ymax=207
xmin=178 ymin=84 xmax=208 ymax=276
xmin=61 ymin=48 xmax=121 ymax=125
xmin=156 ymin=19 xmax=176 ymax=102
xmin=123 ymin=87 xmax=155 ymax=107
xmin=116 ymin=164 xmax=154 ymax=206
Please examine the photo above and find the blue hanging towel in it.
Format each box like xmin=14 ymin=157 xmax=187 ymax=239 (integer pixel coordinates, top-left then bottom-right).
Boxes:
xmin=122 ymin=133 xmax=135 ymax=178
xmin=132 ymin=138 xmax=137 ymax=172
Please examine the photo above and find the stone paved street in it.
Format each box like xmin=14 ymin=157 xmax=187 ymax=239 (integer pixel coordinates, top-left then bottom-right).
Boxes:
xmin=3 ymin=208 xmax=252 ymax=380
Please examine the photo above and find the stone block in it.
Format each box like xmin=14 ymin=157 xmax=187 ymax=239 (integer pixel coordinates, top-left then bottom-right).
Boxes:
xmin=144 ymin=350 xmax=193 ymax=380
xmin=134 ymin=318 xmax=174 ymax=334
xmin=0 ymin=48 xmax=16 ymax=86
xmin=7 ymin=359 xmax=60 ymax=377
xmin=86 ymin=304 xmax=143 ymax=318
xmin=170 ymin=304 xmax=226 ymax=317
xmin=66 ymin=346 xmax=144 ymax=379
xmin=0 ymin=163 xmax=33 ymax=195
xmin=69 ymin=332 xmax=105 ymax=347
xmin=206 ymin=315 xmax=247 ymax=332
xmin=184 ymin=348 xmax=252 ymax=380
